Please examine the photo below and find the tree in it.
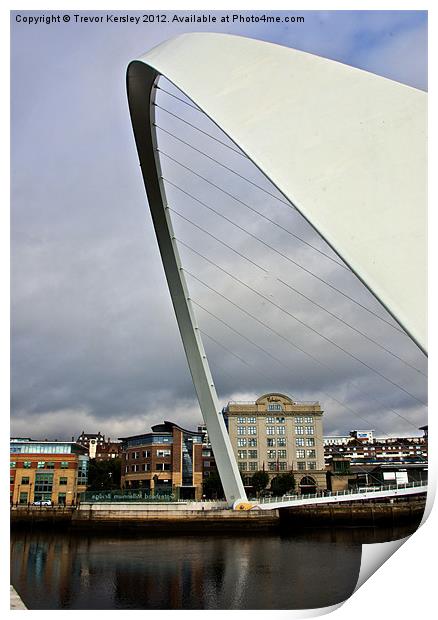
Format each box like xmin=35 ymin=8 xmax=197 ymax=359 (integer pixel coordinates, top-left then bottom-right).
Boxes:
xmin=270 ymin=472 xmax=295 ymax=496
xmin=87 ymin=458 xmax=121 ymax=491
xmin=202 ymin=471 xmax=225 ymax=500
xmin=251 ymin=470 xmax=270 ymax=497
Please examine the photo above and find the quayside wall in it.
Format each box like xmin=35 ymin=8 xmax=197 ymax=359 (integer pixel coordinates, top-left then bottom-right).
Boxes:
xmin=279 ymin=498 xmax=425 ymax=527
xmin=10 ymin=498 xmax=425 ymax=532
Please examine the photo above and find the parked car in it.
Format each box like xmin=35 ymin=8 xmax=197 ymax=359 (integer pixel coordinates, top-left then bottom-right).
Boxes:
xmin=32 ymin=499 xmax=52 ymax=506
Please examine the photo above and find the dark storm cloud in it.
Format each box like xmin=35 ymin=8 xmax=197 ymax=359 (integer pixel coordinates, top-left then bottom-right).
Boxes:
xmin=11 ymin=10 xmax=427 ymax=440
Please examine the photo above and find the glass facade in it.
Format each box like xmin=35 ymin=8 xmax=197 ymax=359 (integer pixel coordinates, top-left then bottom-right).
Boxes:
xmin=77 ymin=457 xmax=88 ymax=486
xmin=181 ymin=433 xmax=194 ymax=486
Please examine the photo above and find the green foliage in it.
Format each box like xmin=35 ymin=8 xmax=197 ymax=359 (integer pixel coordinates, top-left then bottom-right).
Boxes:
xmin=251 ymin=470 xmax=270 ymax=496
xmin=87 ymin=458 xmax=121 ymax=491
xmin=202 ymin=471 xmax=225 ymax=499
xmin=270 ymin=472 xmax=295 ymax=495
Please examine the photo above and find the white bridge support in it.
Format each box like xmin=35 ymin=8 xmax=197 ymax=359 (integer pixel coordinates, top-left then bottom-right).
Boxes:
xmin=126 ymin=33 xmax=426 ymax=507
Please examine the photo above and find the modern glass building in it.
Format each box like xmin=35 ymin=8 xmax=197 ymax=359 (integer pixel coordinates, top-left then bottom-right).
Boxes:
xmin=119 ymin=421 xmax=204 ymax=500
xmin=10 ymin=439 xmax=89 ymax=505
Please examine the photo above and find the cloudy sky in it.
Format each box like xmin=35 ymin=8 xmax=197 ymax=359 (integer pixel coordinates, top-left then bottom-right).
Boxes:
xmin=11 ymin=10 xmax=427 ymax=442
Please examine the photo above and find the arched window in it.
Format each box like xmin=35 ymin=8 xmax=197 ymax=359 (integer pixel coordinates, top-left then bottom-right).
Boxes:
xmin=299 ymin=476 xmax=317 ymax=494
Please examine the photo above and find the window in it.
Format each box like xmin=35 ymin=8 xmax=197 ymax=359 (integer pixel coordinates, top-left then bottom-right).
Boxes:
xmin=237 ymin=438 xmax=247 ymax=447
xmin=132 ymin=451 xmax=140 ymax=459
xmin=10 ymin=462 xmax=16 ymax=468
xmin=237 ymin=416 xmax=247 ymax=424
xmin=156 ymin=449 xmax=171 ymax=457
xmin=21 ymin=477 xmax=29 ymax=485
xmin=59 ymin=477 xmax=68 ymax=485
xmin=248 ymin=426 xmax=257 ymax=435
xmin=266 ymin=426 xmax=275 ymax=436
xmin=45 ymin=462 xmax=55 ymax=469
xmin=308 ymin=462 xmax=317 ymax=470
xmin=142 ymin=463 xmax=150 ymax=471
xmin=19 ymin=492 xmax=28 ymax=505
xmin=237 ymin=426 xmax=246 ymax=436
xmin=267 ymin=438 xmax=275 ymax=447
xmin=306 ymin=438 xmax=315 ymax=447
xmin=143 ymin=451 xmax=150 ymax=458
xmin=156 ymin=463 xmax=171 ymax=471
xmin=279 ymin=462 xmax=287 ymax=471
xmin=296 ymin=438 xmax=305 ymax=447
xmin=304 ymin=416 xmax=313 ymax=424
xmin=131 ymin=464 xmax=139 ymax=472
xmin=247 ymin=417 xmax=256 ymax=424
xmin=276 ymin=416 xmax=285 ymax=424
xmin=277 ymin=438 xmax=286 ymax=447
xmin=37 ymin=462 xmax=45 ymax=469
xmin=296 ymin=427 xmax=304 ymax=435
xmin=248 ymin=450 xmax=257 ymax=459
xmin=278 ymin=450 xmax=287 ymax=459
xmin=34 ymin=472 xmax=53 ymax=493
xmin=297 ymin=462 xmax=306 ymax=471
xmin=58 ymin=493 xmax=66 ymax=505
xmin=307 ymin=450 xmax=316 ymax=458
xmin=248 ymin=438 xmax=257 ymax=447
xmin=268 ymin=462 xmax=277 ymax=471
xmin=10 ymin=476 xmax=14 ymax=485
xmin=296 ymin=449 xmax=305 ymax=459
xmin=277 ymin=426 xmax=285 ymax=435
xmin=60 ymin=461 xmax=69 ymax=469
xmin=238 ymin=462 xmax=247 ymax=471
xmin=266 ymin=416 xmax=275 ymax=424
xmin=23 ymin=461 xmax=32 ymax=469
xmin=248 ymin=462 xmax=257 ymax=471
xmin=295 ymin=417 xmax=303 ymax=424
xmin=267 ymin=450 xmax=276 ymax=459
xmin=238 ymin=450 xmax=247 ymax=459
xmin=305 ymin=426 xmax=314 ymax=435
xmin=267 ymin=403 xmax=283 ymax=411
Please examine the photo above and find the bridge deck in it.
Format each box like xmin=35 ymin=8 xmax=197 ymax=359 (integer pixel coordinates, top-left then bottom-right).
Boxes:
xmin=256 ymin=481 xmax=427 ymax=510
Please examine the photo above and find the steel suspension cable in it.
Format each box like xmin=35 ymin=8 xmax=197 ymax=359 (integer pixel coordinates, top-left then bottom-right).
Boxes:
xmin=153 ymin=103 xmax=248 ymax=157
xmin=167 ymin=204 xmax=424 ymax=376
xmin=181 ymin=266 xmax=426 ymax=428
xmin=175 ymin=237 xmax=426 ymax=407
xmin=200 ymin=327 xmax=392 ymax=486
xmin=155 ymin=123 xmax=297 ymax=210
xmin=164 ymin=178 xmax=346 ymax=270
xmin=159 ymin=152 xmax=406 ymax=334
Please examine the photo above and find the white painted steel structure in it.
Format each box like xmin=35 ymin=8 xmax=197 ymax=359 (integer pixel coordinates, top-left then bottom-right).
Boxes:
xmin=255 ymin=481 xmax=427 ymax=510
xmin=127 ymin=33 xmax=427 ymax=506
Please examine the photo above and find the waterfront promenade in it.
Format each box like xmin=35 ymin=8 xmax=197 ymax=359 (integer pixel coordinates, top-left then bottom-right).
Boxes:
xmin=10 ymin=495 xmax=425 ymax=531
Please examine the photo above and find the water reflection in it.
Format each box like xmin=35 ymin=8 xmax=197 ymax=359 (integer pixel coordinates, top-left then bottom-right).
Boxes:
xmin=10 ymin=526 xmax=414 ymax=610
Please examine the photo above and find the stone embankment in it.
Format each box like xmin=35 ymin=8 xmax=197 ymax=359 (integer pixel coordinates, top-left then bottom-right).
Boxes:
xmin=10 ymin=497 xmax=425 ymax=532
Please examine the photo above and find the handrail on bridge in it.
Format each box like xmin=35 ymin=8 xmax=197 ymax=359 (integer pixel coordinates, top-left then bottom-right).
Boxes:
xmin=258 ymin=480 xmax=427 ymax=505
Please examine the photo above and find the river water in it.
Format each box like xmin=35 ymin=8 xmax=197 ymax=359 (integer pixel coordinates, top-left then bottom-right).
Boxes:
xmin=10 ymin=526 xmax=414 ymax=610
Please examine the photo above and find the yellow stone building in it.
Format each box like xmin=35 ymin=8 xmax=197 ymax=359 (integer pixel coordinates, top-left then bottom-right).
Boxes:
xmin=10 ymin=439 xmax=89 ymax=505
xmin=223 ymin=393 xmax=327 ymax=493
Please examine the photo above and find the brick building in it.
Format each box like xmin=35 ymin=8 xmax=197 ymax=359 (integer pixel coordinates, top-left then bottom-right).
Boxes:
xmin=324 ymin=429 xmax=427 ymax=466
xmin=10 ymin=438 xmax=89 ymax=505
xmin=76 ymin=432 xmax=122 ymax=461
xmin=119 ymin=421 xmax=204 ymax=500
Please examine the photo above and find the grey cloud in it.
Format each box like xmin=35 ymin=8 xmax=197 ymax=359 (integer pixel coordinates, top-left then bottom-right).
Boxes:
xmin=11 ymin=11 xmax=427 ymax=441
